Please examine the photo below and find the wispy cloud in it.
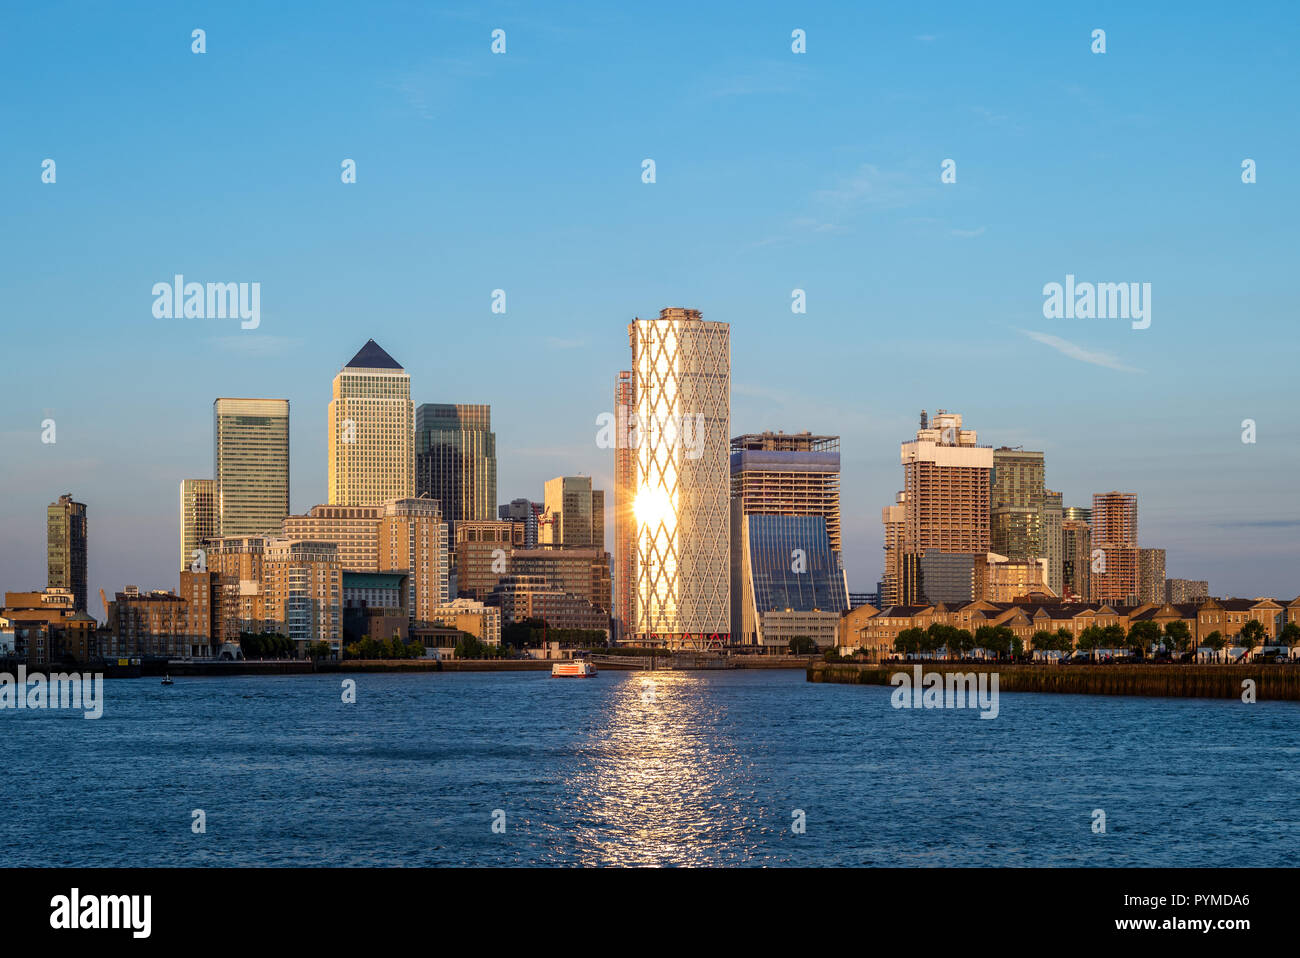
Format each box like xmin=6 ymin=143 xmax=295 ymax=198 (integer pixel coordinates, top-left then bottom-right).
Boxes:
xmin=388 ymin=58 xmax=489 ymax=120
xmin=914 ymin=34 xmax=937 ymax=43
xmin=1018 ymin=329 xmax=1142 ymax=373
xmin=950 ymin=226 xmax=986 ymax=238
xmin=211 ymin=335 xmax=302 ymax=358
xmin=813 ymin=163 xmax=919 ymax=210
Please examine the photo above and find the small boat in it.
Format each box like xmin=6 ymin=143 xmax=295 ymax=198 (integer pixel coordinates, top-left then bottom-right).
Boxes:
xmin=161 ymin=675 xmax=174 ymax=686
xmin=551 ymin=659 xmax=597 ymax=678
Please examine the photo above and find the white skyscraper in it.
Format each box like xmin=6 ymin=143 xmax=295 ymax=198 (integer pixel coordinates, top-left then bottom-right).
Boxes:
xmin=627 ymin=307 xmax=730 ymax=649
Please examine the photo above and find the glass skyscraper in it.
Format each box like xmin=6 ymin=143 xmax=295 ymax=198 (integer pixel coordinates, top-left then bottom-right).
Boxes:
xmin=214 ymin=398 xmax=290 ymax=535
xmin=415 ymin=403 xmax=497 ymax=523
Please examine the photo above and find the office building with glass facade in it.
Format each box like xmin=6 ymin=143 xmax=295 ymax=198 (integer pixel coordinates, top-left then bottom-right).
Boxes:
xmin=214 ymin=397 xmax=290 ymax=535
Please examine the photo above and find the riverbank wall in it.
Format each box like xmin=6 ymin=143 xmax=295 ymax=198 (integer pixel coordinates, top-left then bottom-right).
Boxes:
xmin=808 ymin=661 xmax=1300 ymax=701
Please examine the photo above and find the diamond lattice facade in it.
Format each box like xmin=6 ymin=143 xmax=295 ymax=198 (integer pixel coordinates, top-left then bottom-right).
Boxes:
xmin=627 ymin=308 xmax=730 ymax=649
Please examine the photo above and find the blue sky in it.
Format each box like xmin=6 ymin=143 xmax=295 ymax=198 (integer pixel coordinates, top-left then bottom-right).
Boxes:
xmin=2 ymin=1 xmax=1298 ymax=611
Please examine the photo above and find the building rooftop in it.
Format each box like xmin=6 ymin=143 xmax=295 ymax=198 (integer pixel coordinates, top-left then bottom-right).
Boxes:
xmin=345 ymin=339 xmax=403 ymax=370
xmin=730 ymin=432 xmax=839 ymax=453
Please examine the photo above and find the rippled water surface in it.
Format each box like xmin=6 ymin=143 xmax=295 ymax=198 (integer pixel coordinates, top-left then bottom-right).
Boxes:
xmin=2 ymin=669 xmax=1297 ymax=866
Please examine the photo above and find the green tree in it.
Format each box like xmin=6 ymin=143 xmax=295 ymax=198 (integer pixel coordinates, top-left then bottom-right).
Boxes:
xmin=1204 ymin=631 xmax=1225 ymax=663
xmin=1127 ymin=620 xmax=1162 ymax=659
xmin=894 ymin=627 xmax=924 ymax=656
xmin=1076 ymin=625 xmax=1104 ymax=658
xmin=1101 ymin=624 xmax=1128 ymax=653
xmin=1055 ymin=628 xmax=1076 ymax=654
xmin=787 ymin=635 xmax=818 ymax=655
xmin=1031 ymin=630 xmax=1054 ymax=652
xmin=1281 ymin=622 xmax=1300 ymax=657
xmin=1238 ymin=619 xmax=1267 ymax=660
xmin=1164 ymin=620 xmax=1193 ymax=658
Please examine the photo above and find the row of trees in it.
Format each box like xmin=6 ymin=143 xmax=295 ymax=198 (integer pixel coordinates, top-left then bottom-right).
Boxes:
xmin=893 ymin=624 xmax=1023 ymax=659
xmin=238 ymin=631 xmax=294 ymax=659
xmin=342 ymin=636 xmax=427 ymax=660
xmin=454 ymin=634 xmax=511 ymax=660
xmin=890 ymin=619 xmax=1296 ymax=661
xmin=501 ymin=618 xmax=608 ymax=650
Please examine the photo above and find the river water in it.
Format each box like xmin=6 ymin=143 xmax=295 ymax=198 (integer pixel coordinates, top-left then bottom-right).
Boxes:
xmin=2 ymin=669 xmax=1295 ymax=866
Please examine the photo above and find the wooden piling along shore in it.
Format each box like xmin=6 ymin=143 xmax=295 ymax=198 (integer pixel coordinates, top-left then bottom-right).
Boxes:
xmin=808 ymin=662 xmax=1300 ymax=701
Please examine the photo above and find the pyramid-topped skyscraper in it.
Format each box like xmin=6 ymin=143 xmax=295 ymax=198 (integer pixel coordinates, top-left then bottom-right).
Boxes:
xmin=328 ymin=340 xmax=414 ymax=506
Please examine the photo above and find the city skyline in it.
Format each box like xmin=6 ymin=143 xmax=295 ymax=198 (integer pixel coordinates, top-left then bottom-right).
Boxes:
xmin=2 ymin=322 xmax=1294 ymax=616
xmin=3 ymin=4 xmax=1298 ymax=607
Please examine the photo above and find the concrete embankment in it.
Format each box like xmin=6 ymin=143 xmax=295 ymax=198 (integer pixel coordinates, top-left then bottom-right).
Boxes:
xmin=326 ymin=659 xmax=552 ymax=672
xmin=808 ymin=661 xmax=1300 ymax=701
xmin=592 ymin=654 xmax=815 ymax=670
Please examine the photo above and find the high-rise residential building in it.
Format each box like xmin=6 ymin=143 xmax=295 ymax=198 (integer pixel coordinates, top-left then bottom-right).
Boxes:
xmin=208 ymin=535 xmax=270 ymax=635
xmin=1063 ymin=506 xmax=1092 ymax=524
xmin=179 ymin=478 xmax=217 ymax=571
xmin=1091 ymin=491 xmax=1139 ymax=604
xmin=47 ymin=494 xmax=88 ymax=613
xmin=453 ymin=519 xmax=527 ymax=599
xmin=415 ymin=403 xmax=496 ymax=522
xmin=1138 ymin=547 xmax=1167 ymax=605
xmin=283 ymin=504 xmax=385 ymax=570
xmin=884 ymin=410 xmax=993 ymax=605
xmin=1042 ymin=490 xmax=1064 ymax=597
xmin=541 ymin=476 xmax=605 ymax=549
xmin=378 ymin=497 xmax=450 ymax=626
xmin=1062 ymin=517 xmax=1092 ymax=601
xmin=179 ymin=569 xmax=224 ymax=655
xmin=729 ymin=432 xmax=843 ymax=552
xmin=908 ymin=548 xmax=976 ymax=605
xmin=263 ymin=539 xmax=343 ymax=654
xmin=613 ymin=368 xmax=636 ymax=642
xmin=989 ymin=447 xmax=1063 ymax=596
xmin=627 ymin=307 xmax=730 ymax=648
xmin=328 ymin=341 xmax=414 ymax=507
xmin=279 ymin=499 xmax=449 ymax=625
xmin=880 ymin=492 xmax=906 ymax=607
xmin=498 ymin=499 xmax=542 ymax=548
xmin=1166 ymin=578 xmax=1209 ymax=604
xmin=214 ymin=398 xmax=290 ymax=536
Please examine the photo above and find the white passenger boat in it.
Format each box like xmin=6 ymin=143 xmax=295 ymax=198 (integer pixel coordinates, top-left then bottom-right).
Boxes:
xmin=551 ymin=659 xmax=597 ymax=678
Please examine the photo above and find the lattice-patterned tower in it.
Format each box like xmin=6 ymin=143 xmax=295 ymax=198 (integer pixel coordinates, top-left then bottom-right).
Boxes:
xmin=627 ymin=308 xmax=730 ymax=649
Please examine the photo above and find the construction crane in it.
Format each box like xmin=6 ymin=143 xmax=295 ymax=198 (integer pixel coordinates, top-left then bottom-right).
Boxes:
xmin=530 ymin=503 xmax=557 ymax=540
